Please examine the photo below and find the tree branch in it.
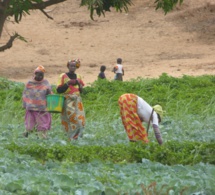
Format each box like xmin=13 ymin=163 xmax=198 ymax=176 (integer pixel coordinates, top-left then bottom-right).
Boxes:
xmin=31 ymin=0 xmax=66 ymax=10
xmin=39 ymin=8 xmax=53 ymax=20
xmin=0 ymin=33 xmax=18 ymax=52
xmin=33 ymin=0 xmax=67 ymax=20
xmin=6 ymin=0 xmax=67 ymax=17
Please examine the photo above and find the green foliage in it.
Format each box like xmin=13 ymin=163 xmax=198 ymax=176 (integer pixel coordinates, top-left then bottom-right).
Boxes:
xmin=80 ymin=0 xmax=133 ymax=20
xmin=0 ymin=78 xmax=24 ymax=110
xmin=82 ymin=73 xmax=215 ymax=118
xmin=8 ymin=0 xmax=43 ymax=23
xmin=0 ymin=73 xmax=214 ymax=125
xmin=155 ymin=0 xmax=184 ymax=14
xmin=5 ymin=141 xmax=215 ymax=165
xmin=0 ymin=75 xmax=214 ymax=194
xmin=5 ymin=0 xmax=185 ymax=24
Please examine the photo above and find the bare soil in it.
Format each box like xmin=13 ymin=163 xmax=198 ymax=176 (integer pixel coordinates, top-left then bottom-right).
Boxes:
xmin=0 ymin=0 xmax=215 ymax=85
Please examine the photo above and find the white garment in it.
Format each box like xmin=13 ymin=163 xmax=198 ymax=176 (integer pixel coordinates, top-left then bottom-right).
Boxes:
xmin=137 ymin=96 xmax=159 ymax=126
xmin=115 ymin=64 xmax=123 ymax=74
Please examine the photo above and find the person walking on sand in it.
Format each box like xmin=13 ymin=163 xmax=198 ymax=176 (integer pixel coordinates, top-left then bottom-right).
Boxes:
xmin=56 ymin=59 xmax=85 ymax=140
xmin=112 ymin=58 xmax=124 ymax=81
xmin=98 ymin=65 xmax=106 ymax=79
xmin=22 ymin=65 xmax=53 ymax=139
xmin=118 ymin=93 xmax=164 ymax=145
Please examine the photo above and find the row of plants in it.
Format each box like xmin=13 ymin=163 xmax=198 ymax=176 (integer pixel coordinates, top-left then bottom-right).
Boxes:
xmin=0 ymin=74 xmax=214 ymax=194
xmin=5 ymin=140 xmax=215 ymax=165
xmin=0 ymin=145 xmax=214 ymax=195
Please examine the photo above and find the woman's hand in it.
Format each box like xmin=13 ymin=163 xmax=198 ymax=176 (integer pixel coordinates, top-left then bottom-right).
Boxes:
xmin=79 ymin=84 xmax=83 ymax=93
xmin=139 ymin=116 xmax=144 ymax=122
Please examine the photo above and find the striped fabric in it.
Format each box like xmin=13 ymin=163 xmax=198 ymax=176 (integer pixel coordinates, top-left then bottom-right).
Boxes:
xmin=118 ymin=93 xmax=149 ymax=143
xmin=22 ymin=79 xmax=52 ymax=111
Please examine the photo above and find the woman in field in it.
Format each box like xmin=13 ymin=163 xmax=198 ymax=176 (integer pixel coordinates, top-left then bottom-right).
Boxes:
xmin=22 ymin=65 xmax=52 ymax=139
xmin=57 ymin=59 xmax=85 ymax=140
xmin=118 ymin=93 xmax=163 ymax=145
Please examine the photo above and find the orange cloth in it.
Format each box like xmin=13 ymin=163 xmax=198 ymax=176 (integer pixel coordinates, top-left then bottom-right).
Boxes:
xmin=61 ymin=94 xmax=85 ymax=140
xmin=118 ymin=93 xmax=149 ymax=143
xmin=34 ymin=65 xmax=45 ymax=73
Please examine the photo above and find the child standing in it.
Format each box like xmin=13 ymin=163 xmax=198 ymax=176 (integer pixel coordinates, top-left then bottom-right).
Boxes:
xmin=22 ymin=65 xmax=52 ymax=139
xmin=98 ymin=65 xmax=106 ymax=79
xmin=112 ymin=58 xmax=124 ymax=81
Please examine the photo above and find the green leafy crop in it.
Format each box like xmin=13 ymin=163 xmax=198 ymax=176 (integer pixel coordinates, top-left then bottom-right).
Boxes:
xmin=0 ymin=74 xmax=214 ymax=194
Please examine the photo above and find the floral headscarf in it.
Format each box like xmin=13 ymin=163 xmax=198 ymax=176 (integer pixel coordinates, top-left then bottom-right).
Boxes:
xmin=68 ymin=59 xmax=81 ymax=68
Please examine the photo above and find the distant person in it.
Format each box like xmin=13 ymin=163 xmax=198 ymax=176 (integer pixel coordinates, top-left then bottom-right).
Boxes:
xmin=98 ymin=65 xmax=106 ymax=79
xmin=22 ymin=65 xmax=52 ymax=139
xmin=112 ymin=58 xmax=124 ymax=81
xmin=56 ymin=59 xmax=85 ymax=140
xmin=118 ymin=93 xmax=164 ymax=145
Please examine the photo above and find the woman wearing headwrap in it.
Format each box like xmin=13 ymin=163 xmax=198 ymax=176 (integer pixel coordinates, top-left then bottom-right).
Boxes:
xmin=22 ymin=65 xmax=52 ymax=139
xmin=57 ymin=59 xmax=85 ymax=140
xmin=118 ymin=93 xmax=164 ymax=145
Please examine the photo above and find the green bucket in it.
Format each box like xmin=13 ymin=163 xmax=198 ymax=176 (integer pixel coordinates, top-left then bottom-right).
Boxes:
xmin=46 ymin=94 xmax=65 ymax=113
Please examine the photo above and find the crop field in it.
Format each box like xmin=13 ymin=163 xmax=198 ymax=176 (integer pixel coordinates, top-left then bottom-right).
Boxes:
xmin=0 ymin=74 xmax=214 ymax=195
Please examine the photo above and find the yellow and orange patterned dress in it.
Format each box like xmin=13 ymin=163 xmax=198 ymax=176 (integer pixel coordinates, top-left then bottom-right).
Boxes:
xmin=118 ymin=93 xmax=149 ymax=143
xmin=57 ymin=73 xmax=85 ymax=140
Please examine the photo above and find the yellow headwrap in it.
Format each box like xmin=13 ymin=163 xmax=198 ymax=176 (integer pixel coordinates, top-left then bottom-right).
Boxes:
xmin=34 ymin=65 xmax=45 ymax=73
xmin=75 ymin=59 xmax=81 ymax=68
xmin=153 ymin=105 xmax=164 ymax=120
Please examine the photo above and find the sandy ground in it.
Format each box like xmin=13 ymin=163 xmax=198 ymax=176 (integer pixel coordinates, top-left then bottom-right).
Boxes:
xmin=0 ymin=0 xmax=215 ymax=85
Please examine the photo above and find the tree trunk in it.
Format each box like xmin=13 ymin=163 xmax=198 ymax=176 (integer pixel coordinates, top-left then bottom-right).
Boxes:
xmin=0 ymin=0 xmax=11 ymax=37
xmin=0 ymin=14 xmax=8 ymax=38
